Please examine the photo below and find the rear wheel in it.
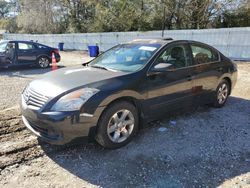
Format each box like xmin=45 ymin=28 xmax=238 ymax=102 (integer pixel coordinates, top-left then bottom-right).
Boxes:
xmin=38 ymin=56 xmax=50 ymax=68
xmin=213 ymin=80 xmax=230 ymax=108
xmin=95 ymin=101 xmax=139 ymax=149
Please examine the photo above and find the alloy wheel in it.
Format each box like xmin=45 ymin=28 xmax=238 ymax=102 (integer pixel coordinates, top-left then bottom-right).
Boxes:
xmin=217 ymin=83 xmax=228 ymax=104
xmin=107 ymin=109 xmax=135 ymax=143
xmin=39 ymin=57 xmax=49 ymax=68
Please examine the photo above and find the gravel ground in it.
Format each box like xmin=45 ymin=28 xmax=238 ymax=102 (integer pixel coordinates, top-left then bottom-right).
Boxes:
xmin=0 ymin=55 xmax=249 ymax=187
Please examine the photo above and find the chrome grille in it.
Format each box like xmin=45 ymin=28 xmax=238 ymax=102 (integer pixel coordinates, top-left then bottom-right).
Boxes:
xmin=23 ymin=87 xmax=49 ymax=109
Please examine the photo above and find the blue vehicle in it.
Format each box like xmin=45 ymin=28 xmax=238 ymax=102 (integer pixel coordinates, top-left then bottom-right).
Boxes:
xmin=0 ymin=40 xmax=60 ymax=68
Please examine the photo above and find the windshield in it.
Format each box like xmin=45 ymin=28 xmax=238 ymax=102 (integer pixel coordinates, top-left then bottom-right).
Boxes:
xmin=89 ymin=44 xmax=161 ymax=72
xmin=0 ymin=41 xmax=8 ymax=53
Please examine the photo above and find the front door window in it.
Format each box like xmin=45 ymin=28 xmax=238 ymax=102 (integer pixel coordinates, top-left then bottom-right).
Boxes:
xmin=155 ymin=44 xmax=192 ymax=69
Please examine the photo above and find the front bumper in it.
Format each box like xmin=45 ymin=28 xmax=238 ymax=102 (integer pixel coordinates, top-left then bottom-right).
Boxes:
xmin=55 ymin=54 xmax=61 ymax=62
xmin=231 ymin=70 xmax=238 ymax=91
xmin=21 ymin=96 xmax=104 ymax=145
xmin=56 ymin=57 xmax=61 ymax=63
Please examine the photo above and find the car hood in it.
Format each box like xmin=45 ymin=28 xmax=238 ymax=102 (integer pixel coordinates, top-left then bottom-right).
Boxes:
xmin=29 ymin=66 xmax=127 ymax=97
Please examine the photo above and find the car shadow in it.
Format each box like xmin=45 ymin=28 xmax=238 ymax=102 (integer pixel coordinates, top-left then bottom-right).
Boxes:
xmin=40 ymin=96 xmax=250 ymax=187
xmin=0 ymin=65 xmax=65 ymax=78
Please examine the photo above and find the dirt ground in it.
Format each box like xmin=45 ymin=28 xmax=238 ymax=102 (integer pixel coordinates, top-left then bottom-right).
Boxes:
xmin=0 ymin=53 xmax=249 ymax=187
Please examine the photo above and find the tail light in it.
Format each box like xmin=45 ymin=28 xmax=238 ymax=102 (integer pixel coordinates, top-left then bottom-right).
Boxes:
xmin=53 ymin=49 xmax=59 ymax=54
xmin=233 ymin=62 xmax=238 ymax=71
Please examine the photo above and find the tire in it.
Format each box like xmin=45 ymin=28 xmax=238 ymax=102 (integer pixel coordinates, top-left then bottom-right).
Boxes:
xmin=37 ymin=56 xmax=50 ymax=68
xmin=95 ymin=101 xmax=139 ymax=149
xmin=213 ymin=79 xmax=230 ymax=108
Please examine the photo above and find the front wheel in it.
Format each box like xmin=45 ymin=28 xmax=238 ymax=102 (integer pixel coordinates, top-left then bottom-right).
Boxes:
xmin=95 ymin=101 xmax=139 ymax=149
xmin=213 ymin=80 xmax=230 ymax=108
xmin=38 ymin=56 xmax=50 ymax=68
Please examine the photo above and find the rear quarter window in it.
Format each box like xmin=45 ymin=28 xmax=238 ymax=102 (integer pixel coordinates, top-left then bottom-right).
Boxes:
xmin=191 ymin=44 xmax=219 ymax=64
xmin=37 ymin=44 xmax=48 ymax=49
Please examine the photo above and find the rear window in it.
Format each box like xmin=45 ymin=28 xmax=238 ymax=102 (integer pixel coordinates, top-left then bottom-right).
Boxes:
xmin=36 ymin=44 xmax=48 ymax=49
xmin=191 ymin=45 xmax=219 ymax=64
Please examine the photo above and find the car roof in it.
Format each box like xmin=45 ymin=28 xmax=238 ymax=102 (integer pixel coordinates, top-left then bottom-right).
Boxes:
xmin=127 ymin=39 xmax=218 ymax=51
xmin=128 ymin=38 xmax=174 ymax=45
xmin=7 ymin=40 xmax=36 ymax=43
xmin=127 ymin=38 xmax=195 ymax=46
xmin=4 ymin=40 xmax=52 ymax=48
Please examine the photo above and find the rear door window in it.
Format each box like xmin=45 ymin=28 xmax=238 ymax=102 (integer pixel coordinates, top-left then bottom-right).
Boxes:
xmin=191 ymin=44 xmax=219 ymax=64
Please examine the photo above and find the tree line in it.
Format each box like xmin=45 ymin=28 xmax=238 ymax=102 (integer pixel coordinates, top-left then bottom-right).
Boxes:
xmin=0 ymin=0 xmax=249 ymax=34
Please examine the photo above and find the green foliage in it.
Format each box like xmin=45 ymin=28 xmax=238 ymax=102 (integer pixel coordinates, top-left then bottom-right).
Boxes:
xmin=0 ymin=0 xmax=11 ymax=18
xmin=0 ymin=0 xmax=249 ymax=33
xmin=89 ymin=0 xmax=147 ymax=32
xmin=218 ymin=1 xmax=250 ymax=27
xmin=58 ymin=0 xmax=95 ymax=33
xmin=17 ymin=0 xmax=64 ymax=34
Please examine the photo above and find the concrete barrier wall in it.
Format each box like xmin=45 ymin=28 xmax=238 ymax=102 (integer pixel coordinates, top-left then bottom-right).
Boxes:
xmin=3 ymin=27 xmax=250 ymax=60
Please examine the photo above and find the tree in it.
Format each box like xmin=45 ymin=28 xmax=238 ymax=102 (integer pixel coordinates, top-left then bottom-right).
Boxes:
xmin=17 ymin=0 xmax=64 ymax=34
xmin=88 ymin=0 xmax=145 ymax=32
xmin=217 ymin=0 xmax=250 ymax=27
xmin=0 ymin=0 xmax=11 ymax=18
xmin=1 ymin=0 xmax=249 ymax=33
xmin=58 ymin=0 xmax=95 ymax=33
xmin=0 ymin=0 xmax=18 ymax=32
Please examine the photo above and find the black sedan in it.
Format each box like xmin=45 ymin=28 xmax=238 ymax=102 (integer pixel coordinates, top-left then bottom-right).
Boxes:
xmin=21 ymin=39 xmax=237 ymax=149
xmin=0 ymin=40 xmax=60 ymax=68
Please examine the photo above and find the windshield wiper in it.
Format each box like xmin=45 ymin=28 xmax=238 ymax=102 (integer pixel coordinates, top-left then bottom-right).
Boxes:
xmin=90 ymin=65 xmax=120 ymax=72
xmin=91 ymin=65 xmax=109 ymax=71
xmin=82 ymin=61 xmax=90 ymax=66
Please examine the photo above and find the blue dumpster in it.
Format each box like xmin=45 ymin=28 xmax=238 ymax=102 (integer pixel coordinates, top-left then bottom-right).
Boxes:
xmin=58 ymin=42 xmax=64 ymax=51
xmin=88 ymin=45 xmax=99 ymax=57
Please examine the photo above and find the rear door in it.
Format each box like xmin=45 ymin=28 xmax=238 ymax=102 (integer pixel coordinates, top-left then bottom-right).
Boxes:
xmin=188 ymin=42 xmax=222 ymax=103
xmin=17 ymin=42 xmax=37 ymax=64
xmin=144 ymin=42 xmax=194 ymax=119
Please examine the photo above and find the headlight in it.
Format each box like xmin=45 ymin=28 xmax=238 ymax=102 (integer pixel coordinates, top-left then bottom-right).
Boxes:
xmin=51 ymin=88 xmax=99 ymax=111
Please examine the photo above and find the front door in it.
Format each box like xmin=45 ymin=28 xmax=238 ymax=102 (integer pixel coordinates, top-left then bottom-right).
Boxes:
xmin=17 ymin=42 xmax=37 ymax=64
xmin=143 ymin=42 xmax=194 ymax=119
xmin=0 ymin=41 xmax=17 ymax=66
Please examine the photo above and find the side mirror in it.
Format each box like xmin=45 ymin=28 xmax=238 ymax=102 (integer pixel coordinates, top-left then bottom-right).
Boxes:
xmin=153 ymin=63 xmax=173 ymax=72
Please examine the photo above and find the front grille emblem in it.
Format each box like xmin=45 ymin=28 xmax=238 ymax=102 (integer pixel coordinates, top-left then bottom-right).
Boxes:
xmin=22 ymin=87 xmax=49 ymax=109
xmin=27 ymin=93 xmax=30 ymax=102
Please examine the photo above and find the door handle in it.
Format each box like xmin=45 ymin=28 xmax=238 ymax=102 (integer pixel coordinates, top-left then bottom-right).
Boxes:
xmin=187 ymin=75 xmax=195 ymax=81
xmin=217 ymin=67 xmax=223 ymax=72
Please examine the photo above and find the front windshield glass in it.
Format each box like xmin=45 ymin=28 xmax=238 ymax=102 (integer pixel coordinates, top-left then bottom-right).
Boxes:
xmin=0 ymin=41 xmax=8 ymax=53
xmin=89 ymin=44 xmax=161 ymax=72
